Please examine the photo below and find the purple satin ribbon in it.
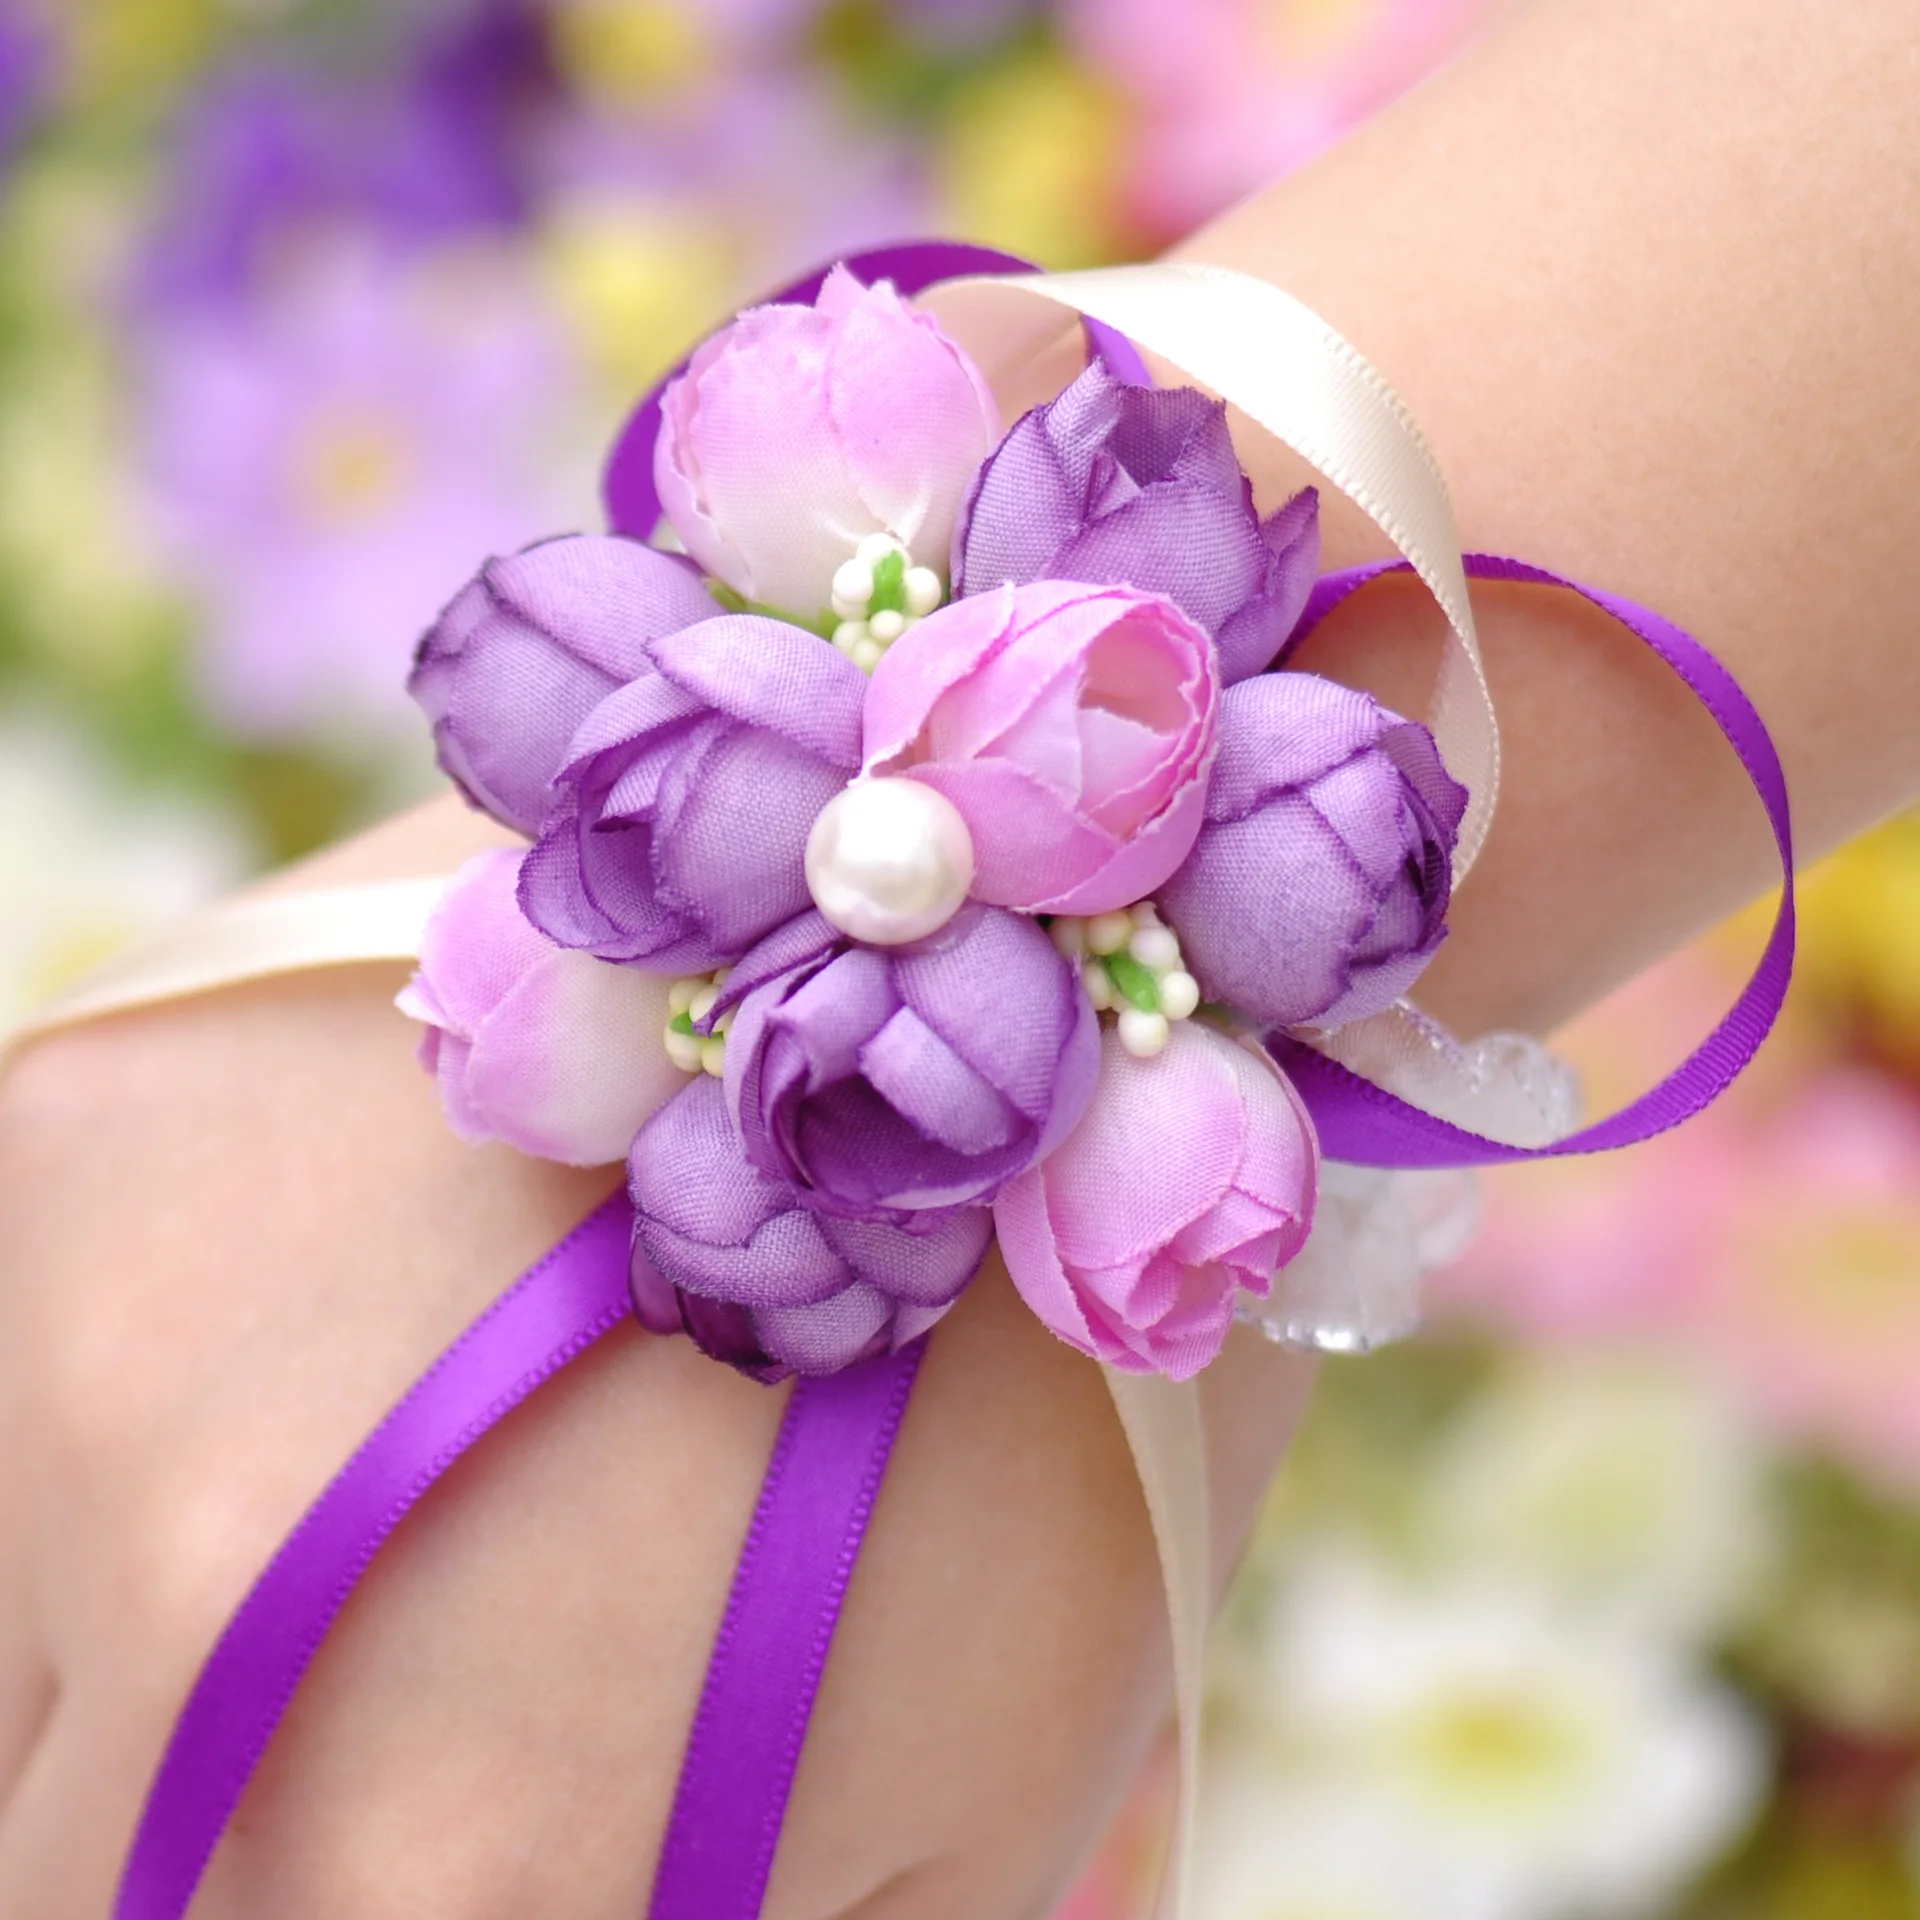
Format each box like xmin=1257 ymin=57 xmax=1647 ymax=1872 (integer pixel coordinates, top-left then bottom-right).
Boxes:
xmin=647 ymin=1340 xmax=925 ymax=1920
xmin=1271 ymin=554 xmax=1796 ymax=1167
xmin=602 ymin=240 xmax=1146 ymax=539
xmin=113 ymin=1198 xmax=926 ymax=1919
xmin=113 ymin=1196 xmax=637 ymax=1920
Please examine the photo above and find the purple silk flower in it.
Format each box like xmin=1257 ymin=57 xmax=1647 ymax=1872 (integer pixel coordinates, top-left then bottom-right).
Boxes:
xmin=411 ymin=534 xmax=714 ymax=836
xmin=1159 ymin=671 xmax=1468 ymax=1030
xmin=995 ymin=1022 xmax=1318 ymax=1379
xmin=862 ymin=580 xmax=1220 ymax=915
xmin=715 ymin=905 xmax=1100 ymax=1218
xmin=952 ymin=358 xmax=1320 ymax=685
xmin=629 ymin=1076 xmax=993 ymax=1382
xmin=519 ymin=614 xmax=867 ymax=973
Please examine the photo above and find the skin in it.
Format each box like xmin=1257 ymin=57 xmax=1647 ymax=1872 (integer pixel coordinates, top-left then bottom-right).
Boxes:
xmin=1 ymin=0 xmax=1917 ymax=1910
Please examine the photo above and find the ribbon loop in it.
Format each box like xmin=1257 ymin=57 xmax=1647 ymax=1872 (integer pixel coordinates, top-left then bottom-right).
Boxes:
xmin=1272 ymin=556 xmax=1795 ymax=1167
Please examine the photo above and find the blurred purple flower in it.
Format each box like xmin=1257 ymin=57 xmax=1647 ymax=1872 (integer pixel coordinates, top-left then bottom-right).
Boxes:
xmin=534 ymin=69 xmax=932 ymax=303
xmin=143 ymin=3 xmax=553 ymax=305
xmin=629 ymin=1076 xmax=992 ymax=1381
xmin=139 ymin=243 xmax=580 ymax=736
xmin=0 ymin=3 xmax=50 ymax=162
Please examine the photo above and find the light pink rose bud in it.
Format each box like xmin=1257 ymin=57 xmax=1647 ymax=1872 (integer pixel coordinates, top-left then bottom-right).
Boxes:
xmin=397 ymin=848 xmax=685 ymax=1167
xmin=862 ymin=580 xmax=1221 ymax=915
xmin=654 ymin=265 xmax=1000 ymax=618
xmin=994 ymin=1023 xmax=1319 ymax=1379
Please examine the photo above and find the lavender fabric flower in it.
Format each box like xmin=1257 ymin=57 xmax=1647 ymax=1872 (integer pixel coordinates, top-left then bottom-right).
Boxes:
xmin=995 ymin=1023 xmax=1318 ymax=1379
xmin=717 ymin=904 xmax=1099 ymax=1217
xmin=1158 ymin=671 xmax=1468 ymax=1030
xmin=519 ymin=614 xmax=867 ymax=973
xmin=952 ymin=359 xmax=1320 ymax=685
xmin=396 ymin=848 xmax=685 ymax=1167
xmin=862 ymin=580 xmax=1220 ymax=915
xmin=654 ymin=264 xmax=999 ymax=618
xmin=628 ymin=1076 xmax=993 ymax=1381
xmin=410 ymin=534 xmax=713 ymax=836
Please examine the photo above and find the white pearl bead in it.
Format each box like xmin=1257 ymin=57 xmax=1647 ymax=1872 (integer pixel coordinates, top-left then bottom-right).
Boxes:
xmin=850 ymin=636 xmax=885 ymax=673
xmin=1086 ymin=910 xmax=1133 ymax=956
xmin=904 ymin=566 xmax=943 ymax=616
xmin=1118 ymin=1008 xmax=1171 ymax=1058
xmin=664 ymin=1026 xmax=704 ymax=1074
xmin=1159 ymin=969 xmax=1201 ymax=1020
xmin=856 ymin=531 xmax=899 ymax=565
xmin=868 ymin=607 xmax=906 ymax=643
xmin=806 ymin=777 xmax=975 ymax=946
xmin=699 ymin=1036 xmax=728 ymax=1077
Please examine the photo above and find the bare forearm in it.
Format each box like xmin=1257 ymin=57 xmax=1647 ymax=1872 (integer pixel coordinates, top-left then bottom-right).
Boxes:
xmin=1177 ymin=0 xmax=1920 ymax=1032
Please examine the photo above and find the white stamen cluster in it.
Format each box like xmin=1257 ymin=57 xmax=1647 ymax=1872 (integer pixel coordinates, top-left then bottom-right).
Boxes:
xmin=829 ymin=532 xmax=943 ymax=673
xmin=664 ymin=970 xmax=732 ymax=1077
xmin=1050 ymin=902 xmax=1202 ymax=1059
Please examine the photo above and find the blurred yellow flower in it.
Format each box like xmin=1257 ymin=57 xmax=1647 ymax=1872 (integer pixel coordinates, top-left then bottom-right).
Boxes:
xmin=548 ymin=0 xmax=713 ymax=105
xmin=0 ymin=334 xmax=172 ymax=679
xmin=937 ymin=50 xmax=1131 ymax=271
xmin=292 ymin=406 xmax=416 ymax=528
xmin=1793 ymin=810 xmax=1920 ymax=1064
xmin=542 ymin=199 xmax=741 ymax=396
xmin=60 ymin=0 xmax=219 ymax=111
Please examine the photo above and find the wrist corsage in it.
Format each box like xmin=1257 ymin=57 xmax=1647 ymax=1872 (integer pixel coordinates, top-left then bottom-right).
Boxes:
xmin=399 ymin=259 xmax=1489 ymax=1384
xmin=95 ymin=243 xmax=1797 ymax=1920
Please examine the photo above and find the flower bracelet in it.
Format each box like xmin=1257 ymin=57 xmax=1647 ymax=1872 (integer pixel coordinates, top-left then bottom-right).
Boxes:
xmin=12 ymin=244 xmax=1790 ymax=1920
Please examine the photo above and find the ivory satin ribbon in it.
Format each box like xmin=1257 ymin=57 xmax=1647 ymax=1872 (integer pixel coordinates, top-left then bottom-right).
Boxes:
xmin=1 ymin=261 xmax=1488 ymax=1920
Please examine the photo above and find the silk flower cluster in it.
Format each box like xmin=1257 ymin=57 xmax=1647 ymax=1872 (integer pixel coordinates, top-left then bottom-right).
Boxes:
xmin=400 ymin=266 xmax=1467 ymax=1383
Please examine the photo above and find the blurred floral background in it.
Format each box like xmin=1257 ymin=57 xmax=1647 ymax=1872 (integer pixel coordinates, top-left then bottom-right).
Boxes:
xmin=4 ymin=3 xmax=1919 ymax=1917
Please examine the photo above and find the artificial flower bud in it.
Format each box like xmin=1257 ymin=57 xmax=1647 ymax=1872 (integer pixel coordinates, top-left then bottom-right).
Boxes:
xmin=862 ymin=580 xmax=1221 ymax=915
xmin=409 ymin=534 xmax=713 ymax=836
xmin=953 ymin=359 xmax=1321 ymax=684
xmin=716 ymin=903 xmax=1100 ymax=1218
xmin=653 ymin=265 xmax=1000 ymax=620
xmin=519 ymin=614 xmax=867 ymax=973
xmin=994 ymin=1022 xmax=1319 ymax=1380
xmin=1159 ymin=671 xmax=1468 ymax=1030
xmin=628 ymin=1076 xmax=992 ymax=1382
xmin=397 ymin=848 xmax=685 ymax=1166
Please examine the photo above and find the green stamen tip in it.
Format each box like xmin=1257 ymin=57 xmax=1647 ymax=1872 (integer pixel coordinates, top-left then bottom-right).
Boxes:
xmin=1103 ymin=950 xmax=1161 ymax=1013
xmin=670 ymin=1010 xmax=697 ymax=1036
xmin=868 ymin=548 xmax=908 ymax=615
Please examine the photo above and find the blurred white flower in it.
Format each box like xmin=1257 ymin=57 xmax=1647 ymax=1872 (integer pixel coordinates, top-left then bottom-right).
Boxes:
xmin=1424 ymin=1351 xmax=1775 ymax=1646
xmin=0 ymin=712 xmax=251 ymax=1030
xmin=1205 ymin=1551 xmax=1766 ymax=1920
